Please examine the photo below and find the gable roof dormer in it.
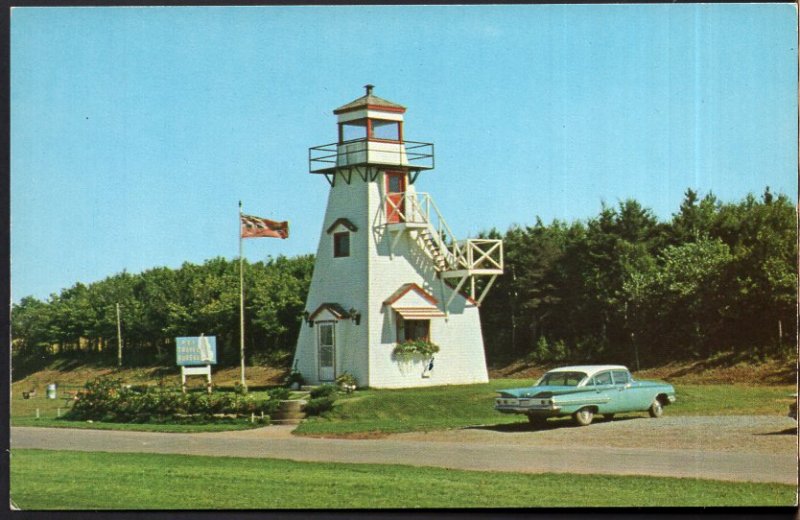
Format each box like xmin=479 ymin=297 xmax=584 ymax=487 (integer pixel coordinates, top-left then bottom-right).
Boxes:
xmin=326 ymin=218 xmax=358 ymax=234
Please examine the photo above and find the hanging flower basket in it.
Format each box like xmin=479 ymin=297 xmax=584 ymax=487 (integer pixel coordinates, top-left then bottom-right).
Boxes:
xmin=392 ymin=340 xmax=440 ymax=363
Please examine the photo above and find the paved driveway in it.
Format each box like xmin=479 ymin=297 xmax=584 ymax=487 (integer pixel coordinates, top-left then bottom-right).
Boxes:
xmin=11 ymin=415 xmax=798 ymax=485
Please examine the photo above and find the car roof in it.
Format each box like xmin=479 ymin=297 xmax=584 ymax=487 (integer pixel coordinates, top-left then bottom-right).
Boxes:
xmin=545 ymin=365 xmax=629 ymax=378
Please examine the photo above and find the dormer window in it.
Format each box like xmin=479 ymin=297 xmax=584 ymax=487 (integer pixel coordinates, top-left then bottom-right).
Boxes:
xmin=326 ymin=217 xmax=358 ymax=258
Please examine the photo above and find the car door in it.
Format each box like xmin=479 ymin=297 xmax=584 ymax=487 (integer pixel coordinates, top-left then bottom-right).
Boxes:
xmin=618 ymin=370 xmax=656 ymax=410
xmin=591 ymin=371 xmax=615 ymax=412
xmin=611 ymin=369 xmax=636 ymax=411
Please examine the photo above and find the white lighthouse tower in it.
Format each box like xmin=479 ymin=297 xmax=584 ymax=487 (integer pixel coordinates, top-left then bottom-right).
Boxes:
xmin=292 ymin=86 xmax=503 ymax=388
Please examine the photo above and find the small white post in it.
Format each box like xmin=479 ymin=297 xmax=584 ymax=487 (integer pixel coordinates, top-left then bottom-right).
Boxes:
xmin=250 ymin=412 xmax=255 ymax=423
xmin=57 ymin=408 xmax=61 ymax=418
xmin=36 ymin=408 xmax=40 ymax=419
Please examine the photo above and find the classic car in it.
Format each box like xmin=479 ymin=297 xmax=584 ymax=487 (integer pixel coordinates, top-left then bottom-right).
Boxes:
xmin=495 ymin=365 xmax=676 ymax=427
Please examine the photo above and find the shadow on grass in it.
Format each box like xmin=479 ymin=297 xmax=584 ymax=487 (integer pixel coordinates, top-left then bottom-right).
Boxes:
xmin=466 ymin=415 xmax=642 ymax=433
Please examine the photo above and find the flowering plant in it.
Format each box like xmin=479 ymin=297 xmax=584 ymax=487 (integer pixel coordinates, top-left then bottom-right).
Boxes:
xmin=392 ymin=339 xmax=440 ymax=362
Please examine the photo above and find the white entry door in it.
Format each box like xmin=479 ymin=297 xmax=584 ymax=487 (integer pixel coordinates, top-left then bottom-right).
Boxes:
xmin=317 ymin=322 xmax=335 ymax=381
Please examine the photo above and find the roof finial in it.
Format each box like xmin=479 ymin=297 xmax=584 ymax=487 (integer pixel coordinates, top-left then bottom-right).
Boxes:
xmin=364 ymin=84 xmax=374 ymax=96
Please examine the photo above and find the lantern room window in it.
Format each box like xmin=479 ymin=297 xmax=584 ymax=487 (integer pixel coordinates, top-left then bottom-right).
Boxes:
xmin=371 ymin=119 xmax=401 ymax=141
xmin=339 ymin=118 xmax=402 ymax=143
xmin=340 ymin=120 xmax=368 ymax=142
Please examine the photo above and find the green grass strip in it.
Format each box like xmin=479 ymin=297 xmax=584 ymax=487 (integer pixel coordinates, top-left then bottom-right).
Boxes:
xmin=11 ymin=449 xmax=796 ymax=509
xmin=295 ymin=381 xmax=796 ymax=436
xmin=11 ymin=417 xmax=260 ymax=432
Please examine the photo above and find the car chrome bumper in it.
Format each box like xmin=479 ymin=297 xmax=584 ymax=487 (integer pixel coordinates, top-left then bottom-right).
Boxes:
xmin=495 ymin=402 xmax=560 ymax=414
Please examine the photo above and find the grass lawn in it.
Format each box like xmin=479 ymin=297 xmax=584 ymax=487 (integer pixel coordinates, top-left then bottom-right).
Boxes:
xmin=670 ymin=384 xmax=796 ymax=416
xmin=295 ymin=381 xmax=796 ymax=436
xmin=11 ymin=449 xmax=795 ymax=508
xmin=10 ymin=417 xmax=262 ymax=432
xmin=12 ymin=375 xmax=795 ymax=435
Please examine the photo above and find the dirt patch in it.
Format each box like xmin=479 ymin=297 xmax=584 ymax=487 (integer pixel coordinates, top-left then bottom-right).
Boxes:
xmin=635 ymin=357 xmax=796 ymax=385
xmin=489 ymin=354 xmax=796 ymax=386
xmin=488 ymin=361 xmax=544 ymax=381
xmin=12 ymin=363 xmax=287 ymax=392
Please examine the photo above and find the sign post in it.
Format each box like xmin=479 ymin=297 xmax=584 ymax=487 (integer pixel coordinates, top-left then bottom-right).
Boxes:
xmin=176 ymin=335 xmax=217 ymax=393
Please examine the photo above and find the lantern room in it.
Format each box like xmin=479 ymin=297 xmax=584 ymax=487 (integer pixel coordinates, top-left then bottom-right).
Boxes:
xmin=335 ymin=84 xmax=405 ymax=143
xmin=309 ymin=85 xmax=434 ymax=180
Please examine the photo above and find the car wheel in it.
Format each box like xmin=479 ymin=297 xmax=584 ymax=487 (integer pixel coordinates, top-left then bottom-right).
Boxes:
xmin=648 ymin=398 xmax=664 ymax=418
xmin=603 ymin=414 xmax=615 ymax=421
xmin=573 ymin=408 xmax=594 ymax=426
xmin=527 ymin=415 xmax=547 ymax=428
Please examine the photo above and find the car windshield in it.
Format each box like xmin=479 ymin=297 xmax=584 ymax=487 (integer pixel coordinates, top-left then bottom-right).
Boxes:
xmin=536 ymin=371 xmax=587 ymax=387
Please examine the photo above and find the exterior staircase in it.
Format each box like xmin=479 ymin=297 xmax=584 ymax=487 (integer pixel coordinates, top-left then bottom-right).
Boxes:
xmin=382 ymin=192 xmax=503 ymax=305
xmin=418 ymin=228 xmax=448 ymax=273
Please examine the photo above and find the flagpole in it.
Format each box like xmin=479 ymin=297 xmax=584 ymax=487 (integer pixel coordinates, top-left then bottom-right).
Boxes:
xmin=239 ymin=200 xmax=246 ymax=390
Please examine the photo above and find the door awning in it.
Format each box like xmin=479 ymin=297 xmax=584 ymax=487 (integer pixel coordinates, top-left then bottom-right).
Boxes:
xmin=308 ymin=303 xmax=351 ymax=322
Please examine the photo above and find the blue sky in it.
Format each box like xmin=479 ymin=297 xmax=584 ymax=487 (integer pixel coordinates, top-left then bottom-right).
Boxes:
xmin=11 ymin=5 xmax=798 ymax=302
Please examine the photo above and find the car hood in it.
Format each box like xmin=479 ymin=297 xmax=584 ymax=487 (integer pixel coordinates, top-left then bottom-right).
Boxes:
xmin=497 ymin=385 xmax=585 ymax=398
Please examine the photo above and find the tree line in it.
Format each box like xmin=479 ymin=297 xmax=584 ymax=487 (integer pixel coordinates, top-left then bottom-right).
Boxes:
xmin=11 ymin=188 xmax=796 ymax=375
xmin=478 ymin=188 xmax=796 ymax=368
xmin=11 ymin=255 xmax=314 ymax=373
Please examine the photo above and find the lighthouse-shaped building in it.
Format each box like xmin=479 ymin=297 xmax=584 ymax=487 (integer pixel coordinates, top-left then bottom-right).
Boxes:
xmin=292 ymin=86 xmax=503 ymax=388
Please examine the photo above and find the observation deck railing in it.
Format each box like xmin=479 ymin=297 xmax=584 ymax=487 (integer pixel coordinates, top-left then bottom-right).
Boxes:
xmin=309 ymin=139 xmax=434 ymax=174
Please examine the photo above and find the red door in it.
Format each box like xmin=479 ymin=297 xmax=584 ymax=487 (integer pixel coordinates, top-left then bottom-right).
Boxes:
xmin=386 ymin=171 xmax=406 ymax=223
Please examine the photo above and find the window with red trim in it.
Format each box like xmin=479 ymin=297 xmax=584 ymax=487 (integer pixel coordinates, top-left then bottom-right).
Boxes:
xmin=338 ymin=118 xmax=402 ymax=143
xmin=371 ymin=119 xmax=401 ymax=141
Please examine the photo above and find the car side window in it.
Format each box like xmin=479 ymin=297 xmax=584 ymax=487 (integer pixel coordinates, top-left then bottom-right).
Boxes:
xmin=612 ymin=370 xmax=630 ymax=385
xmin=593 ymin=372 xmax=612 ymax=386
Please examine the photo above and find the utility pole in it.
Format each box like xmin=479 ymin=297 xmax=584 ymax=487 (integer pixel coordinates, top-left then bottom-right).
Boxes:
xmin=116 ymin=303 xmax=123 ymax=367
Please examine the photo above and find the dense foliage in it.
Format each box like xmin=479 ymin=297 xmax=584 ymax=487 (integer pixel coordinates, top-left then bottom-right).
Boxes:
xmin=479 ymin=188 xmax=796 ymax=368
xmin=12 ymin=255 xmax=314 ymax=371
xmin=11 ymin=189 xmax=796 ymax=372
xmin=65 ymin=377 xmax=280 ymax=423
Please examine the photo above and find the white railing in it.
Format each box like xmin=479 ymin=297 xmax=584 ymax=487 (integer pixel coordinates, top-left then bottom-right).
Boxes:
xmin=456 ymin=238 xmax=504 ymax=272
xmin=382 ymin=192 xmax=503 ymax=275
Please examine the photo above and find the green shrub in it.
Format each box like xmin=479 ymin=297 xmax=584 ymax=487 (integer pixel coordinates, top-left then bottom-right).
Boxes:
xmin=268 ymin=387 xmax=291 ymax=401
xmin=67 ymin=377 xmax=124 ymax=420
xmin=335 ymin=372 xmax=358 ymax=392
xmin=284 ymin=370 xmax=305 ymax=388
xmin=65 ymin=376 xmax=279 ymax=423
xmin=303 ymin=396 xmax=336 ymax=416
xmin=309 ymin=384 xmax=337 ymax=399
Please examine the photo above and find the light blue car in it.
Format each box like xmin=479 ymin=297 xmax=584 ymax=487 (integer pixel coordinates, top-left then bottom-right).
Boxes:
xmin=495 ymin=365 xmax=676 ymax=427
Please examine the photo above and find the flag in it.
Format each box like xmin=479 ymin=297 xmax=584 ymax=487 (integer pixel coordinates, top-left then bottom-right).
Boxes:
xmin=241 ymin=214 xmax=289 ymax=239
